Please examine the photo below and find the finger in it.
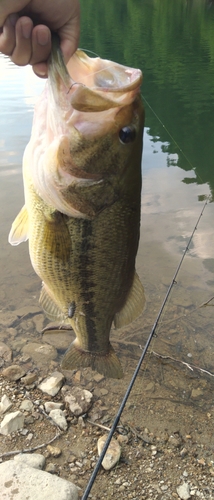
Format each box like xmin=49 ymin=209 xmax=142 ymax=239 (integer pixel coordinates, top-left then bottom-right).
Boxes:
xmin=10 ymin=16 xmax=33 ymax=66
xmin=0 ymin=0 xmax=29 ymax=27
xmin=59 ymin=15 xmax=80 ymax=63
xmin=30 ymin=25 xmax=51 ymax=66
xmin=32 ymin=61 xmax=48 ymax=78
xmin=0 ymin=14 xmax=17 ymax=56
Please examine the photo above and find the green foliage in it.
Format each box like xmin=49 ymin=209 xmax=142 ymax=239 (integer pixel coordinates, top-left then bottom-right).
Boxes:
xmin=80 ymin=0 xmax=214 ymax=198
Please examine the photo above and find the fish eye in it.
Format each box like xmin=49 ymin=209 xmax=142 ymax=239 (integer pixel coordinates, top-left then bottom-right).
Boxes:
xmin=119 ymin=125 xmax=136 ymax=144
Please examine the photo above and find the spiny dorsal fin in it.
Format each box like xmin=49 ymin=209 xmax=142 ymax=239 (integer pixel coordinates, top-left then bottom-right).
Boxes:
xmin=114 ymin=271 xmax=145 ymax=329
xmin=39 ymin=284 xmax=67 ymax=322
xmin=8 ymin=205 xmax=29 ymax=246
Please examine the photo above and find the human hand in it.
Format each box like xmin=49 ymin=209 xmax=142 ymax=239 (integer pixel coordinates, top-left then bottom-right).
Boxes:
xmin=0 ymin=0 xmax=80 ymax=77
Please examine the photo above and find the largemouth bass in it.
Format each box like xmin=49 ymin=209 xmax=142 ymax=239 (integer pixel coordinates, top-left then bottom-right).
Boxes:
xmin=9 ymin=36 xmax=145 ymax=378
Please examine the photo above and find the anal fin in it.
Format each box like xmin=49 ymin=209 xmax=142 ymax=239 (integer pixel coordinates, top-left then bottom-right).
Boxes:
xmin=114 ymin=271 xmax=145 ymax=329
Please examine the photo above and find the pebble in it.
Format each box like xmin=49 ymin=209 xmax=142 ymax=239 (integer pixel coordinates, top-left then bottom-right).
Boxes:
xmin=22 ymin=343 xmax=58 ymax=364
xmin=26 ymin=432 xmax=34 ymax=441
xmin=2 ymin=364 xmax=27 ymax=381
xmin=191 ymin=388 xmax=203 ymax=398
xmin=64 ymin=386 xmax=93 ymax=416
xmin=0 ymin=341 xmax=13 ymax=362
xmin=0 ymin=460 xmax=79 ymax=499
xmin=168 ymin=435 xmax=182 ymax=448
xmin=97 ymin=435 xmax=121 ymax=470
xmin=180 ymin=447 xmax=188 ymax=458
xmin=49 ymin=409 xmax=68 ymax=431
xmin=46 ymin=445 xmax=62 ymax=458
xmin=0 ymin=394 xmax=13 ymax=414
xmin=0 ymin=311 xmax=18 ymax=327
xmin=19 ymin=428 xmax=28 ymax=436
xmin=38 ymin=371 xmax=65 ymax=396
xmin=0 ymin=410 xmax=24 ymax=435
xmin=14 ymin=453 xmax=46 ymax=470
xmin=45 ymin=462 xmax=57 ymax=474
xmin=44 ymin=401 xmax=64 ymax=413
xmin=177 ymin=482 xmax=191 ymax=500
xmin=21 ymin=373 xmax=38 ymax=385
xmin=117 ymin=434 xmax=129 ymax=445
xmin=93 ymin=373 xmax=105 ymax=383
xmin=20 ymin=399 xmax=34 ymax=412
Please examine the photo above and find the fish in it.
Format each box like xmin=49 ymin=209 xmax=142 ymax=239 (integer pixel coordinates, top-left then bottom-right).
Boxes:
xmin=8 ymin=35 xmax=145 ymax=379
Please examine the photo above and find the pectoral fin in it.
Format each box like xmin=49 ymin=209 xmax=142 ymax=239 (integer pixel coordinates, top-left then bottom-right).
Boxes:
xmin=114 ymin=271 xmax=145 ymax=329
xmin=8 ymin=205 xmax=29 ymax=246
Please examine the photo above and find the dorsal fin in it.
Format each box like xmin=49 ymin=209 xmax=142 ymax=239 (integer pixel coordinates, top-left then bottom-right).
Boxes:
xmin=114 ymin=271 xmax=145 ymax=329
xmin=8 ymin=205 xmax=29 ymax=246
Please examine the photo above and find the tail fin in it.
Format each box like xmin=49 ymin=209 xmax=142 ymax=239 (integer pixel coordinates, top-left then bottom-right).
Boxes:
xmin=61 ymin=339 xmax=123 ymax=379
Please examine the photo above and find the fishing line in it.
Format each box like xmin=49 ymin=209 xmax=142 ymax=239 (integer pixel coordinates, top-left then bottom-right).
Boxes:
xmin=81 ymin=198 xmax=208 ymax=500
xmin=141 ymin=93 xmax=208 ymax=188
xmin=79 ymin=48 xmax=100 ymax=58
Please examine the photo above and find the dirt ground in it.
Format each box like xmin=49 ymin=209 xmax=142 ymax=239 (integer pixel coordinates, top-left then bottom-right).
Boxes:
xmin=0 ymin=297 xmax=214 ymax=499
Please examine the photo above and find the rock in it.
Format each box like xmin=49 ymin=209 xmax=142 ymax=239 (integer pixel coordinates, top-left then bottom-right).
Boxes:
xmin=0 ymin=410 xmax=24 ymax=435
xmin=2 ymin=364 xmax=27 ymax=381
xmin=22 ymin=343 xmax=58 ymax=364
xmin=38 ymin=371 xmax=65 ymax=396
xmin=45 ymin=462 xmax=57 ymax=474
xmin=44 ymin=401 xmax=64 ymax=413
xmin=49 ymin=409 xmax=67 ymax=431
xmin=117 ymin=434 xmax=129 ymax=445
xmin=0 ymin=311 xmax=18 ymax=327
xmin=20 ymin=399 xmax=34 ymax=412
xmin=33 ymin=314 xmax=45 ymax=333
xmin=26 ymin=433 xmax=33 ymax=441
xmin=168 ymin=434 xmax=182 ymax=448
xmin=0 ymin=341 xmax=13 ymax=362
xmin=93 ymin=373 xmax=105 ymax=383
xmin=191 ymin=387 xmax=203 ymax=398
xmin=176 ymin=482 xmax=191 ymax=500
xmin=0 ymin=394 xmax=13 ymax=414
xmin=97 ymin=435 xmax=121 ymax=470
xmin=20 ymin=428 xmax=28 ymax=436
xmin=14 ymin=453 xmax=46 ymax=470
xmin=46 ymin=445 xmax=62 ymax=458
xmin=0 ymin=461 xmax=79 ymax=499
xmin=64 ymin=387 xmax=93 ymax=416
xmin=6 ymin=327 xmax=18 ymax=338
xmin=43 ymin=330 xmax=74 ymax=350
xmin=15 ymin=305 xmax=41 ymax=317
xmin=21 ymin=373 xmax=38 ymax=385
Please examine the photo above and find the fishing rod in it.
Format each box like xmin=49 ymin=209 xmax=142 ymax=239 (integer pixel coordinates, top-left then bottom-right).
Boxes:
xmin=81 ymin=198 xmax=208 ymax=500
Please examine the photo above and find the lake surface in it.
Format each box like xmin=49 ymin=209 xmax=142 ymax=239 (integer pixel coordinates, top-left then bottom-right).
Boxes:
xmin=0 ymin=0 xmax=214 ymax=445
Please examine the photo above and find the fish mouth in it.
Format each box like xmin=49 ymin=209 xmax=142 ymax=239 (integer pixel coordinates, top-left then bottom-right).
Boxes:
xmin=49 ymin=35 xmax=142 ymax=113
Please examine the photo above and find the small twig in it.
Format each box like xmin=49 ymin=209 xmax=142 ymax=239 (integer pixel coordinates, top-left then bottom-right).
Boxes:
xmin=87 ymin=419 xmax=111 ymax=432
xmin=152 ymin=351 xmax=214 ymax=377
xmin=11 ymin=311 xmax=42 ymax=328
xmin=0 ymin=431 xmax=61 ymax=459
xmin=36 ymin=405 xmax=64 ymax=432
xmin=160 ymin=295 xmax=214 ymax=327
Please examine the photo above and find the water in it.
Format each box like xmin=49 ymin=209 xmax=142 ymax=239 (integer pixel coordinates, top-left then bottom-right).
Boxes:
xmin=0 ymin=0 xmax=214 ymax=441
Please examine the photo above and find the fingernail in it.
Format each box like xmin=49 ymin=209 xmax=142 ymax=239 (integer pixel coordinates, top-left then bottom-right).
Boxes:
xmin=37 ymin=29 xmax=50 ymax=46
xmin=21 ymin=21 xmax=32 ymax=39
